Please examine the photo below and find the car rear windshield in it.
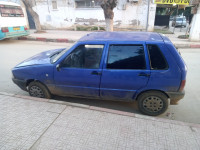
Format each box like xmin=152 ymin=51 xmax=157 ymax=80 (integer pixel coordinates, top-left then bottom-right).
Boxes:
xmin=176 ymin=18 xmax=186 ymax=21
xmin=0 ymin=5 xmax=24 ymax=17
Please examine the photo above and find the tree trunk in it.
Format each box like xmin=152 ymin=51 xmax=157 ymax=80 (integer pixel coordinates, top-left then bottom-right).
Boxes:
xmin=189 ymin=4 xmax=200 ymax=41
xmin=105 ymin=19 xmax=113 ymax=31
xmin=101 ymin=0 xmax=117 ymax=32
xmin=21 ymin=0 xmax=42 ymax=32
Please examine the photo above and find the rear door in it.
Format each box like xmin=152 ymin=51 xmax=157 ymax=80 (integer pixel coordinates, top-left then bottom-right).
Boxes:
xmin=100 ymin=42 xmax=150 ymax=101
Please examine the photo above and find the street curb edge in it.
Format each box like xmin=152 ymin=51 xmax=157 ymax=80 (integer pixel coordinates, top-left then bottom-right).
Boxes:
xmin=17 ymin=36 xmax=75 ymax=43
xmin=16 ymin=36 xmax=200 ymax=48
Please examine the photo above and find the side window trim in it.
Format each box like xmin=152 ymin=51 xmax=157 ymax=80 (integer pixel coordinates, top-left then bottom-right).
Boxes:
xmin=147 ymin=44 xmax=169 ymax=70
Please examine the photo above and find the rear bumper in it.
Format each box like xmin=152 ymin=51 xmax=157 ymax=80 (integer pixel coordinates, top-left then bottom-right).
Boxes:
xmin=12 ymin=78 xmax=27 ymax=91
xmin=166 ymin=91 xmax=185 ymax=105
xmin=5 ymin=30 xmax=29 ymax=39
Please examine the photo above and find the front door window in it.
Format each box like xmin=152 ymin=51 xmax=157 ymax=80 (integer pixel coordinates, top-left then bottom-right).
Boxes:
xmin=62 ymin=44 xmax=104 ymax=69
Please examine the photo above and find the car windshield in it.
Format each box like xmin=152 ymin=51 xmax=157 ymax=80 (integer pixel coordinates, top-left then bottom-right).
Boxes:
xmin=51 ymin=43 xmax=76 ymax=63
xmin=51 ymin=48 xmax=68 ymax=63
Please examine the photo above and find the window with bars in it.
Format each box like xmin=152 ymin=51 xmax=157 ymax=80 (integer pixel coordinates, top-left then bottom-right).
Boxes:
xmin=75 ymin=0 xmax=101 ymax=8
xmin=52 ymin=0 xmax=58 ymax=9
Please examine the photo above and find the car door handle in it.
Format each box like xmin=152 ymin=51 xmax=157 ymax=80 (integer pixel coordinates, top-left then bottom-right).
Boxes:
xmin=91 ymin=71 xmax=102 ymax=75
xmin=138 ymin=73 xmax=150 ymax=77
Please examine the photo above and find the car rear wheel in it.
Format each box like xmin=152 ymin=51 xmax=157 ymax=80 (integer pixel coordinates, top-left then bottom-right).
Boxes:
xmin=137 ymin=91 xmax=168 ymax=116
xmin=28 ymin=81 xmax=51 ymax=99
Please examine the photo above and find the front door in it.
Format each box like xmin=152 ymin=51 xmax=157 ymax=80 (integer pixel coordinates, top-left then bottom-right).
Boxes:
xmin=100 ymin=43 xmax=150 ymax=101
xmin=54 ymin=44 xmax=105 ymax=98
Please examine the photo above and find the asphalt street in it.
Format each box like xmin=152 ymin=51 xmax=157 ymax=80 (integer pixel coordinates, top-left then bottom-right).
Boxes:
xmin=0 ymin=39 xmax=200 ymax=124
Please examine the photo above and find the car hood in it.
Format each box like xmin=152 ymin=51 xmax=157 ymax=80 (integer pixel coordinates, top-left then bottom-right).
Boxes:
xmin=15 ymin=48 xmax=65 ymax=68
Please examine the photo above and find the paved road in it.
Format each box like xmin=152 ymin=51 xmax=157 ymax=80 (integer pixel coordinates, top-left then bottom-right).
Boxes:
xmin=0 ymin=40 xmax=200 ymax=124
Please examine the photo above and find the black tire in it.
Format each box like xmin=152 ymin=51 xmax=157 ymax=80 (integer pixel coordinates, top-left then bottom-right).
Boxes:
xmin=137 ymin=91 xmax=168 ymax=116
xmin=28 ymin=81 xmax=51 ymax=99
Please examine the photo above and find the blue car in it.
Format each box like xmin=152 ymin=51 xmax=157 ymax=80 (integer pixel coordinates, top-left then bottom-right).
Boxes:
xmin=12 ymin=32 xmax=187 ymax=116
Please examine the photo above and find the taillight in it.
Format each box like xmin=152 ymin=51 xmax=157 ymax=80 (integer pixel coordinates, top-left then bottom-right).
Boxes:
xmin=24 ymin=26 xmax=28 ymax=30
xmin=179 ymin=80 xmax=186 ymax=92
xmin=1 ymin=27 xmax=9 ymax=33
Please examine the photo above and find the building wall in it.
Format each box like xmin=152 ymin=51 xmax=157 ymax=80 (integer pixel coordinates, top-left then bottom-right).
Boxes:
xmin=33 ymin=0 xmax=156 ymax=31
xmin=189 ymin=4 xmax=200 ymax=41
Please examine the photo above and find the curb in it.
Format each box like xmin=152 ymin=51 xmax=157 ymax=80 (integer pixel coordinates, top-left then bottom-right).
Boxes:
xmin=174 ymin=43 xmax=200 ymax=48
xmin=0 ymin=91 xmax=200 ymax=128
xmin=16 ymin=36 xmax=200 ymax=48
xmin=17 ymin=36 xmax=76 ymax=43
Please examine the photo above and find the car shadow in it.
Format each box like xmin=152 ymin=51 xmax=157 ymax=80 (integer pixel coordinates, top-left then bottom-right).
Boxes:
xmin=53 ymin=95 xmax=140 ymax=114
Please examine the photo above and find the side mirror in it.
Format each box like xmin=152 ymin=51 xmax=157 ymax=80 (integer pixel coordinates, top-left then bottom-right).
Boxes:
xmin=56 ymin=64 xmax=61 ymax=71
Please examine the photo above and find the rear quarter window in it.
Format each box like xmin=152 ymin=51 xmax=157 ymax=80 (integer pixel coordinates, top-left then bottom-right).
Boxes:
xmin=147 ymin=44 xmax=168 ymax=70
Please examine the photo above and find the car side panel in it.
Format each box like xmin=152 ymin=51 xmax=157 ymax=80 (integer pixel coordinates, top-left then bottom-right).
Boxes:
xmin=12 ymin=65 xmax=55 ymax=93
xmin=133 ymin=42 xmax=182 ymax=99
xmin=165 ymin=42 xmax=187 ymax=81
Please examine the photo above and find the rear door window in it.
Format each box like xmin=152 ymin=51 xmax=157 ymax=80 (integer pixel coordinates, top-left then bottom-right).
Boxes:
xmin=147 ymin=45 xmax=168 ymax=70
xmin=107 ymin=45 xmax=146 ymax=70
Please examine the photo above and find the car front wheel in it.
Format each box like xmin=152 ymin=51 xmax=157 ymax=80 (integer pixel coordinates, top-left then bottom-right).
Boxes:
xmin=28 ymin=81 xmax=51 ymax=99
xmin=137 ymin=91 xmax=168 ymax=116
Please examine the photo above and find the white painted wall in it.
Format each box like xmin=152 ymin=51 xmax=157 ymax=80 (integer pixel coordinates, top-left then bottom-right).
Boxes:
xmin=33 ymin=0 xmax=156 ymax=31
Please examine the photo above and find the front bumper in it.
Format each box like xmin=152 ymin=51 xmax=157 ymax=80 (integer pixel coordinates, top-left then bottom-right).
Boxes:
xmin=12 ymin=78 xmax=27 ymax=91
xmin=166 ymin=91 xmax=185 ymax=105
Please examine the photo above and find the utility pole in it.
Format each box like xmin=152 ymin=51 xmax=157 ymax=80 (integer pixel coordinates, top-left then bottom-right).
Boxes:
xmin=173 ymin=5 xmax=179 ymax=34
xmin=146 ymin=0 xmax=150 ymax=31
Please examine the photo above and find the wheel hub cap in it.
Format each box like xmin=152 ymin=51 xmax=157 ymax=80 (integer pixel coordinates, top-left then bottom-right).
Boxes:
xmin=143 ymin=96 xmax=163 ymax=112
xmin=29 ymin=86 xmax=44 ymax=98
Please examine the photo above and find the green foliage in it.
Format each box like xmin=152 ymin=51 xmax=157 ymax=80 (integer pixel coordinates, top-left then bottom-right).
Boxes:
xmin=76 ymin=26 xmax=105 ymax=31
xmin=178 ymin=35 xmax=189 ymax=39
xmin=154 ymin=29 xmax=173 ymax=34
xmin=76 ymin=26 xmax=90 ymax=31
xmin=172 ymin=7 xmax=191 ymax=17
xmin=100 ymin=27 xmax=105 ymax=31
xmin=91 ymin=26 xmax=98 ymax=31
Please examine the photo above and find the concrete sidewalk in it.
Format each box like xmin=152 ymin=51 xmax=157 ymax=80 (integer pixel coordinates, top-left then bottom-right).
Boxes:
xmin=0 ymin=92 xmax=200 ymax=150
xmin=16 ymin=29 xmax=200 ymax=48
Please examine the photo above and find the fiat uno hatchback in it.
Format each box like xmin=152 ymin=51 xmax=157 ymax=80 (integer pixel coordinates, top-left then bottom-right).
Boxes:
xmin=12 ymin=32 xmax=187 ymax=116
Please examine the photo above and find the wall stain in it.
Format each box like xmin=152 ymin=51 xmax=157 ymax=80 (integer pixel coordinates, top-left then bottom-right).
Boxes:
xmin=130 ymin=19 xmax=140 ymax=26
xmin=75 ymin=18 xmax=99 ymax=25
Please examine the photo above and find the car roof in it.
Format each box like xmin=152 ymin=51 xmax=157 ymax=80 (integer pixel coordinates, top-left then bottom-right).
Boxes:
xmin=79 ymin=32 xmax=164 ymax=42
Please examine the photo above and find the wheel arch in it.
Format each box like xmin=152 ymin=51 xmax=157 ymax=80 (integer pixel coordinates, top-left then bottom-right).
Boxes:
xmin=135 ymin=90 xmax=169 ymax=101
xmin=26 ymin=79 xmax=52 ymax=94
